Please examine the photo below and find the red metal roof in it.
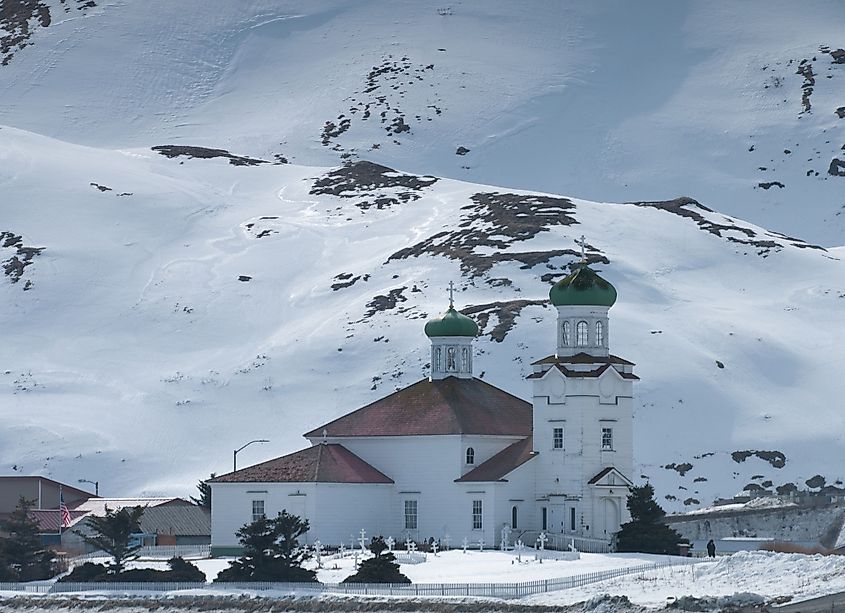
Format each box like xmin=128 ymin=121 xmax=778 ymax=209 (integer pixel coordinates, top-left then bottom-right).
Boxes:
xmin=455 ymin=437 xmax=537 ymax=482
xmin=305 ymin=377 xmax=532 ymax=438
xmin=210 ymin=443 xmax=394 ymax=484
xmin=29 ymin=509 xmax=89 ymax=532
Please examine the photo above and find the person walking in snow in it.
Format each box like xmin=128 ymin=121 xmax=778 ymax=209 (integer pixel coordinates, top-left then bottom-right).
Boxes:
xmin=706 ymin=539 xmax=716 ymax=558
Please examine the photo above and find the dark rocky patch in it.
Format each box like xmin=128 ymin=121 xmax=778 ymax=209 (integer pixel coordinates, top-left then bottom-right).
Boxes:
xmin=151 ymin=145 xmax=268 ymax=167
xmin=836 ymin=107 xmax=845 ymax=119
xmin=822 ymin=46 xmax=845 ymax=64
xmin=1 ymin=231 xmax=43 ymax=288
xmin=331 ymin=272 xmax=370 ymax=291
xmin=683 ymin=498 xmax=700 ymax=506
xmin=461 ymin=299 xmax=546 ymax=342
xmin=796 ymin=60 xmax=815 ymax=113
xmin=693 ymin=476 xmax=708 ymax=483
xmin=757 ymin=181 xmax=785 ymax=189
xmin=629 ymin=197 xmax=823 ymax=254
xmin=805 ymin=474 xmax=826 ymax=489
xmin=363 ymin=287 xmax=407 ymax=318
xmin=1 ymin=0 xmax=95 ymax=66
xmin=731 ymin=450 xmax=786 ymax=469
xmin=828 ymin=158 xmax=845 ymax=176
xmin=90 ymin=182 xmax=112 ymax=192
xmin=456 ymin=146 xmax=470 ymax=156
xmin=319 ymin=55 xmax=442 ymax=157
xmin=389 ymin=192 xmax=596 ymax=280
xmin=237 ymin=275 xmax=251 ymax=282
xmin=664 ymin=462 xmax=693 ymax=477
xmin=776 ymin=483 xmax=798 ymax=495
xmin=715 ymin=360 xmax=725 ymax=369
xmin=310 ymin=160 xmax=437 ymax=211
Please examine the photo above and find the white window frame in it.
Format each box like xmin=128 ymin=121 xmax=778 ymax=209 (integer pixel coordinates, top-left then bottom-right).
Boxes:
xmin=553 ymin=427 xmax=564 ymax=450
xmin=596 ymin=321 xmax=604 ymax=346
xmin=404 ymin=499 xmax=418 ymax=530
xmin=472 ymin=500 xmax=483 ymax=530
xmin=601 ymin=427 xmax=614 ymax=450
xmin=251 ymin=499 xmax=265 ymax=523
xmin=576 ymin=321 xmax=589 ymax=346
xmin=562 ymin=321 xmax=570 ymax=346
xmin=466 ymin=447 xmax=475 ymax=465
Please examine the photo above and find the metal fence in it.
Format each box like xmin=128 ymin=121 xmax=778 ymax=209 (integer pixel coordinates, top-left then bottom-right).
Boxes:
xmin=0 ymin=558 xmax=708 ymax=599
xmin=517 ymin=531 xmax=612 ymax=553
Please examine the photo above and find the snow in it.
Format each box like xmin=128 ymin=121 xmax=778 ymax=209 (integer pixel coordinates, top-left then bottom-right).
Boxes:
xmin=11 ymin=550 xmax=845 ymax=610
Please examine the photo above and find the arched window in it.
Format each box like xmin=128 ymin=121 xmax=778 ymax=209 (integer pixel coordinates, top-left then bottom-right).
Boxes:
xmin=466 ymin=447 xmax=475 ymax=465
xmin=435 ymin=347 xmax=442 ymax=371
xmin=446 ymin=347 xmax=456 ymax=371
xmin=562 ymin=321 xmax=570 ymax=346
xmin=511 ymin=505 xmax=518 ymax=529
xmin=595 ymin=321 xmax=604 ymax=346
xmin=576 ymin=321 xmax=588 ymax=346
xmin=461 ymin=347 xmax=469 ymax=372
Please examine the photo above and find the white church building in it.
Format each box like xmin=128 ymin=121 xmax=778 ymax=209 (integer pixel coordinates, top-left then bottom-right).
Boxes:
xmin=210 ymin=262 xmax=637 ymax=555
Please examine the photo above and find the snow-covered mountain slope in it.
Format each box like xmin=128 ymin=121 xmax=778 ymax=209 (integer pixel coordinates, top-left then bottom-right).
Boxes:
xmin=1 ymin=1 xmax=844 ymax=245
xmin=1 ymin=124 xmax=843 ymax=513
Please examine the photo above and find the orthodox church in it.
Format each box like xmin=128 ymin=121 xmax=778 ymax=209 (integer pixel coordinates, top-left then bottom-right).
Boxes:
xmin=209 ymin=261 xmax=637 ymax=554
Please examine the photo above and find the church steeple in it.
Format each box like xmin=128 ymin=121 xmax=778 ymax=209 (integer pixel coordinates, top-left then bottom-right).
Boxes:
xmin=424 ymin=282 xmax=479 ymax=380
xmin=549 ymin=237 xmax=616 ymax=358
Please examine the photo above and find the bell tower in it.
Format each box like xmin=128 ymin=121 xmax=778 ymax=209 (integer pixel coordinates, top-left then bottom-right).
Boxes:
xmin=425 ymin=282 xmax=479 ymax=381
xmin=529 ymin=240 xmax=636 ymax=541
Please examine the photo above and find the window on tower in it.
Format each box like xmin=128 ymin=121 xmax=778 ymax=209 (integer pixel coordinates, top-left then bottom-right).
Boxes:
xmin=553 ymin=427 xmax=564 ymax=449
xmin=562 ymin=321 xmax=570 ymax=346
xmin=596 ymin=321 xmax=604 ymax=346
xmin=601 ymin=427 xmax=614 ymax=450
xmin=466 ymin=447 xmax=475 ymax=465
xmin=435 ymin=347 xmax=442 ymax=371
xmin=461 ymin=347 xmax=469 ymax=371
xmin=446 ymin=347 xmax=456 ymax=371
xmin=576 ymin=321 xmax=588 ymax=346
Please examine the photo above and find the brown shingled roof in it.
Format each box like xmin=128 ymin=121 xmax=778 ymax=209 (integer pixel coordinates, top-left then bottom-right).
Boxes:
xmin=305 ymin=377 xmax=532 ymax=438
xmin=532 ymin=353 xmax=635 ymax=366
xmin=527 ymin=363 xmax=639 ymax=380
xmin=455 ymin=437 xmax=537 ymax=482
xmin=210 ymin=444 xmax=393 ymax=484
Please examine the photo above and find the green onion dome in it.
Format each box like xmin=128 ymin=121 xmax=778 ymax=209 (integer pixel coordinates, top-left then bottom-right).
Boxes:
xmin=549 ymin=265 xmax=617 ymax=307
xmin=424 ymin=307 xmax=479 ymax=337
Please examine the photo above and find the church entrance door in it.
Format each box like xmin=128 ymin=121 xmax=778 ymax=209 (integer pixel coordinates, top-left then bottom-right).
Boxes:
xmin=599 ymin=498 xmax=620 ymax=537
xmin=548 ymin=504 xmax=566 ymax=533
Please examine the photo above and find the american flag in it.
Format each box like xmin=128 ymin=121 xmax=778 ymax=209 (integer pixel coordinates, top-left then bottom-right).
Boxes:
xmin=59 ymin=493 xmax=71 ymax=528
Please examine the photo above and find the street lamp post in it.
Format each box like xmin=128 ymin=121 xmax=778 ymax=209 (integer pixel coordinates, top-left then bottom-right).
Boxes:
xmin=78 ymin=479 xmax=99 ymax=496
xmin=233 ymin=439 xmax=269 ymax=472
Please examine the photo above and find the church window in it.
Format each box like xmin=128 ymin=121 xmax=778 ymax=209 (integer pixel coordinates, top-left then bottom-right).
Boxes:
xmin=541 ymin=507 xmax=548 ymax=531
xmin=553 ymin=427 xmax=564 ymax=449
xmin=570 ymin=507 xmax=576 ymax=531
xmin=596 ymin=321 xmax=604 ymax=346
xmin=472 ymin=500 xmax=483 ymax=530
xmin=251 ymin=500 xmax=265 ymax=522
xmin=461 ymin=347 xmax=469 ymax=372
xmin=576 ymin=321 xmax=588 ymax=346
xmin=562 ymin=321 xmax=570 ymax=346
xmin=511 ymin=506 xmax=518 ymax=529
xmin=466 ymin=447 xmax=475 ymax=465
xmin=435 ymin=348 xmax=442 ymax=371
xmin=446 ymin=347 xmax=456 ymax=371
xmin=404 ymin=500 xmax=418 ymax=530
xmin=601 ymin=427 xmax=613 ymax=450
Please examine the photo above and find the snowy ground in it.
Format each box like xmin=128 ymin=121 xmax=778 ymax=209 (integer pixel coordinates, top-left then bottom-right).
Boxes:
xmin=31 ymin=549 xmax=845 ymax=609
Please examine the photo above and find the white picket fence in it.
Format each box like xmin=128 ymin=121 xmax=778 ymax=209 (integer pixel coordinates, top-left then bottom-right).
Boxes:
xmin=71 ymin=544 xmax=211 ymax=562
xmin=0 ymin=558 xmax=709 ymax=599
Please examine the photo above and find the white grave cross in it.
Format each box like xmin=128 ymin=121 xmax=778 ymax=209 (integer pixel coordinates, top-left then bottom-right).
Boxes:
xmin=462 ymin=537 xmax=468 ymax=553
xmin=515 ymin=539 xmax=525 ymax=563
xmin=477 ymin=537 xmax=485 ymax=551
xmin=431 ymin=541 xmax=439 ymax=556
xmin=537 ymin=532 xmax=548 ymax=551
xmin=386 ymin=536 xmax=395 ymax=552
xmin=359 ymin=529 xmax=367 ymax=552
xmin=500 ymin=525 xmax=511 ymax=551
xmin=313 ymin=539 xmax=323 ymax=568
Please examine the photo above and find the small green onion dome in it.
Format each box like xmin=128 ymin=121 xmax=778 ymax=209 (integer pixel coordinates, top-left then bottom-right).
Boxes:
xmin=424 ymin=307 xmax=479 ymax=337
xmin=549 ymin=264 xmax=617 ymax=307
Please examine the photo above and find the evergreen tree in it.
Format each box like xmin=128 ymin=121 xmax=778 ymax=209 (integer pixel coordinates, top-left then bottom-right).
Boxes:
xmin=342 ymin=536 xmax=410 ymax=584
xmin=0 ymin=497 xmax=57 ymax=581
xmin=190 ymin=473 xmax=215 ymax=509
xmin=616 ymin=483 xmax=686 ymax=555
xmin=215 ymin=510 xmax=317 ymax=582
xmin=75 ymin=505 xmax=144 ymax=573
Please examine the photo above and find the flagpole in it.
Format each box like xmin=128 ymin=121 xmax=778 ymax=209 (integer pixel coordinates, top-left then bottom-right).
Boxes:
xmin=58 ymin=485 xmax=63 ymax=537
